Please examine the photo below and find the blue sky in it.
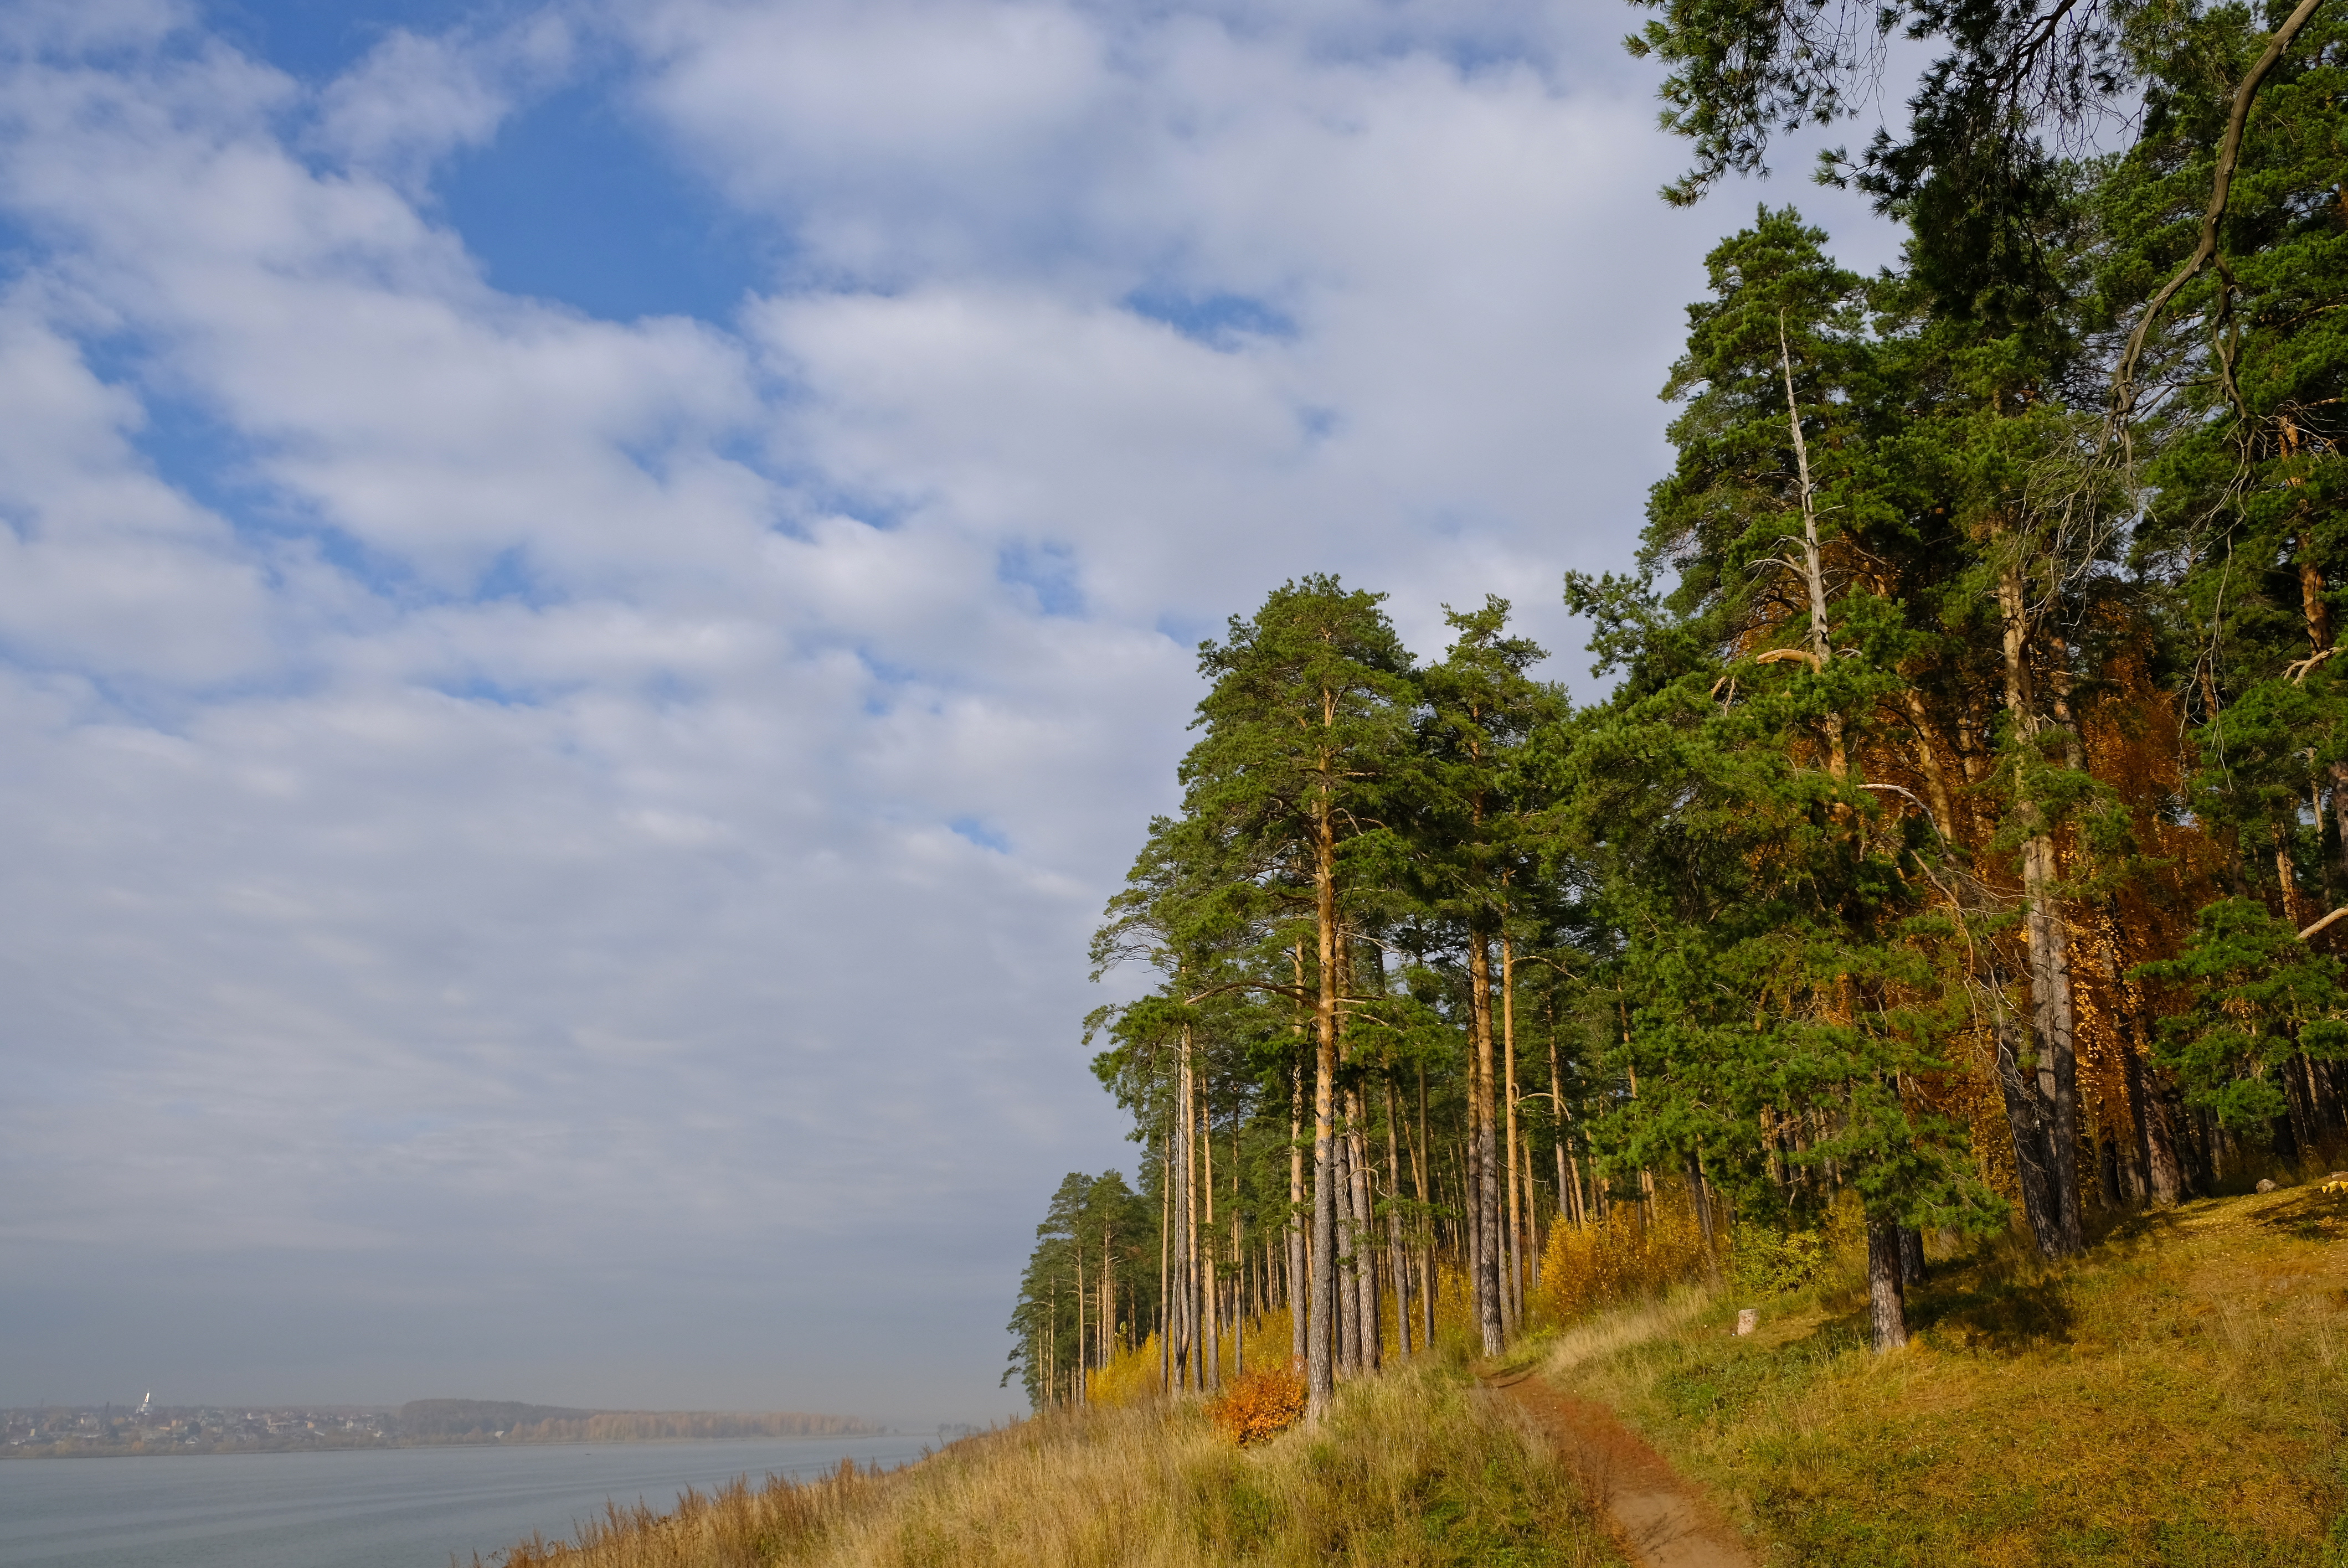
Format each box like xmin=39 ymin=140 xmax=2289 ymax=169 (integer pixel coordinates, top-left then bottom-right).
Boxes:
xmin=0 ymin=0 xmax=1904 ymax=1425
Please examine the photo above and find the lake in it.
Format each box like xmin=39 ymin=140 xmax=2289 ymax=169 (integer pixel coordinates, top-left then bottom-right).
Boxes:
xmin=0 ymin=1435 xmax=935 ymax=1568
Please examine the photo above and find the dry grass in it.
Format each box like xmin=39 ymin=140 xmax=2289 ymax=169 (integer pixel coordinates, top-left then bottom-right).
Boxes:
xmin=484 ymin=1359 xmax=1623 ymax=1568
xmin=1539 ymin=1185 xmax=2348 ymax=1567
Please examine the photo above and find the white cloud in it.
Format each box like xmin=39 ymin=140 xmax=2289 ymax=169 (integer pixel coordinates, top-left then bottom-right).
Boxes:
xmin=0 ymin=0 xmax=1902 ymax=1420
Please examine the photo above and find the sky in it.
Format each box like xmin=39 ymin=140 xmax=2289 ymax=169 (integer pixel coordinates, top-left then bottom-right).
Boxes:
xmin=0 ymin=0 xmax=1911 ymax=1427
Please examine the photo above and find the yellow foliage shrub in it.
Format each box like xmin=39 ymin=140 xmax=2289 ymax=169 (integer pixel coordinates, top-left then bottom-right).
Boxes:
xmin=1203 ymin=1364 xmax=1308 ymax=1445
xmin=1531 ymin=1188 xmax=1716 ymax=1324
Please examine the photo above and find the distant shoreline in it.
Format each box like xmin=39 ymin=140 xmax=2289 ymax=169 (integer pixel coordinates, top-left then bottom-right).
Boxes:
xmin=2 ymin=1431 xmax=899 ymax=1461
xmin=4 ymin=1400 xmax=881 ymax=1460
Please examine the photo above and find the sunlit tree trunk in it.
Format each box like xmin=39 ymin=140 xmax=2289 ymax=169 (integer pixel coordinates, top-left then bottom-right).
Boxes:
xmin=1468 ymin=935 xmax=1505 ymax=1354
xmin=1387 ymin=1076 xmax=1413 ymax=1357
xmin=1201 ymin=1087 xmax=1219 ymax=1391
xmin=1501 ymin=937 xmax=1523 ymax=1333
xmin=1995 ymin=559 xmax=2084 ymax=1256
xmin=1348 ymin=1095 xmax=1380 ymax=1371
xmin=1309 ymin=750 xmax=1340 ymax=1414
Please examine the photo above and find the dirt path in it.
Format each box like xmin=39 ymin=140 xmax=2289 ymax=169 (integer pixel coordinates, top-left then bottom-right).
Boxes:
xmin=1483 ymin=1369 xmax=1755 ymax=1568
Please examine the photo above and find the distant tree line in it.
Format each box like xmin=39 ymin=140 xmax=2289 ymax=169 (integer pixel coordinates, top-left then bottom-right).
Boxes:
xmin=1009 ymin=0 xmax=2348 ymax=1403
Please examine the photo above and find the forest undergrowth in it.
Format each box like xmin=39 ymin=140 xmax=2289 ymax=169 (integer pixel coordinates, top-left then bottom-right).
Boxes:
xmin=481 ymin=1356 xmax=1620 ymax=1568
xmin=1537 ymin=1175 xmax=2348 ymax=1568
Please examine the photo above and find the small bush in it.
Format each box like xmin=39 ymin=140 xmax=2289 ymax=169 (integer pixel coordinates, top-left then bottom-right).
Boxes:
xmin=1204 ymin=1364 xmax=1307 ymax=1445
xmin=1533 ymin=1187 xmax=1715 ymax=1322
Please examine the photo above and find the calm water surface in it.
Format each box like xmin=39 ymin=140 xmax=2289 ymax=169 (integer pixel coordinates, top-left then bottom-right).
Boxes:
xmin=0 ymin=1435 xmax=933 ymax=1568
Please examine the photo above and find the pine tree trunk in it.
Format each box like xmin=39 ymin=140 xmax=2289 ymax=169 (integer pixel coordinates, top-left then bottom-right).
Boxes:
xmin=1992 ymin=978 xmax=2064 ymax=1257
xmin=1416 ymin=1066 xmax=1436 ymax=1351
xmin=1340 ymin=1168 xmax=1359 ymax=1373
xmin=1866 ymin=1216 xmax=1909 ymax=1352
xmin=1290 ymin=966 xmax=1309 ymax=1373
xmin=1468 ymin=935 xmax=1505 ymax=1355
xmin=1309 ymin=781 xmax=1340 ymax=1415
xmin=1159 ymin=1135 xmax=1171 ymax=1392
xmin=1201 ymin=1089 xmax=1219 ymax=1391
xmin=1997 ymin=560 xmax=2085 ymax=1255
xmin=1387 ymin=1076 xmax=1413 ymax=1358
xmin=1501 ymin=938 xmax=1523 ymax=1333
xmin=1897 ymin=1225 xmax=1927 ymax=1286
xmin=1180 ymin=1027 xmax=1199 ymax=1389
xmin=1348 ymin=1100 xmax=1380 ymax=1371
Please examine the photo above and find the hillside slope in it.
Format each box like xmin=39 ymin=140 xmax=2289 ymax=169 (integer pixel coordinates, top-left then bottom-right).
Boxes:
xmin=1537 ymin=1188 xmax=2348 ymax=1566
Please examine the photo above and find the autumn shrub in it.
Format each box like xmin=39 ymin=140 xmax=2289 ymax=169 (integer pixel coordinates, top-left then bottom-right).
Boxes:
xmin=1531 ymin=1187 xmax=1716 ymax=1323
xmin=1203 ymin=1363 xmax=1306 ymax=1445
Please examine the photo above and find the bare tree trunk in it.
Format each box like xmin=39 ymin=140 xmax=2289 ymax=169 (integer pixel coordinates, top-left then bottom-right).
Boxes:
xmin=1687 ymin=1151 xmax=1719 ymax=1282
xmin=1201 ymin=1089 xmax=1219 ymax=1391
xmin=1180 ymin=1027 xmax=1199 ymax=1389
xmin=1469 ymin=935 xmax=1505 ymax=1355
xmin=1348 ymin=1095 xmax=1379 ymax=1371
xmin=1548 ymin=1019 xmax=1578 ymax=1228
xmin=1501 ymin=938 xmax=1523 ymax=1334
xmin=1866 ymin=1216 xmax=1909 ymax=1352
xmin=1310 ymin=782 xmax=1340 ymax=1416
xmin=1341 ymin=1172 xmax=1361 ymax=1373
xmin=1386 ymin=1076 xmax=1413 ymax=1358
xmin=1996 ymin=560 xmax=2084 ymax=1255
xmin=1899 ymin=687 xmax=1959 ymax=837
xmin=1415 ymin=1066 xmax=1436 ymax=1351
xmin=1991 ymin=977 xmax=2064 ymax=1257
xmin=1159 ymin=1133 xmax=1171 ymax=1392
xmin=1230 ymin=1119 xmax=1243 ymax=1380
xmin=1290 ymin=947 xmax=1309 ymax=1373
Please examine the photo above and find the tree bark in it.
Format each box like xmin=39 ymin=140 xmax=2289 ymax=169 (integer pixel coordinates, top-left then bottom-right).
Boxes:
xmin=1386 ymin=1076 xmax=1413 ymax=1358
xmin=1501 ymin=938 xmax=1523 ymax=1333
xmin=1309 ymin=768 xmax=1340 ymax=1415
xmin=1468 ymin=935 xmax=1505 ymax=1354
xmin=1996 ymin=559 xmax=2085 ymax=1255
xmin=1180 ymin=1026 xmax=1200 ymax=1389
xmin=1991 ymin=977 xmax=2065 ymax=1257
xmin=1897 ymin=1225 xmax=1928 ymax=1287
xmin=1159 ymin=1133 xmax=1171 ymax=1392
xmin=1290 ymin=948 xmax=1309 ymax=1373
xmin=1866 ymin=1216 xmax=1909 ymax=1352
xmin=1201 ymin=1087 xmax=1219 ymax=1390
xmin=1348 ymin=1094 xmax=1380 ymax=1371
xmin=1415 ymin=1065 xmax=1436 ymax=1351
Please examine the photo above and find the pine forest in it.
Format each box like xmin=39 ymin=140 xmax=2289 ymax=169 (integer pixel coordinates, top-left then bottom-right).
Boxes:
xmin=1006 ymin=0 xmax=2348 ymax=1419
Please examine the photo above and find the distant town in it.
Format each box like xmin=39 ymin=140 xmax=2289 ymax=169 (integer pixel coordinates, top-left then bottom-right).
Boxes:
xmin=2 ymin=1397 xmax=877 ymax=1457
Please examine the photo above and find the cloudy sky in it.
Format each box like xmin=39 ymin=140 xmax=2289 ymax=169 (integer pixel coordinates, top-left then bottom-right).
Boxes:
xmin=0 ymin=0 xmax=1907 ymax=1426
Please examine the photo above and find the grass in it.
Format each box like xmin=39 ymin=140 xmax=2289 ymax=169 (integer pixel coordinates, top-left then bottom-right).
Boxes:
xmin=482 ymin=1357 xmax=1623 ymax=1568
xmin=1538 ymin=1183 xmax=2348 ymax=1567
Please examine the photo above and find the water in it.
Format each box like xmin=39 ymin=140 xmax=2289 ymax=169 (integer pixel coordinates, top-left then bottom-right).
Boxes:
xmin=0 ymin=1435 xmax=934 ymax=1568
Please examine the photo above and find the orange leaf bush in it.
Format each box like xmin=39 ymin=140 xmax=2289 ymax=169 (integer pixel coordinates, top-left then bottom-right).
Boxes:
xmin=1203 ymin=1364 xmax=1307 ymax=1446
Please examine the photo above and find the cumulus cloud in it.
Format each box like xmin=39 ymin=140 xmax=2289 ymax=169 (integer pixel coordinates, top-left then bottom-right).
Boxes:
xmin=0 ymin=0 xmax=1899 ymax=1420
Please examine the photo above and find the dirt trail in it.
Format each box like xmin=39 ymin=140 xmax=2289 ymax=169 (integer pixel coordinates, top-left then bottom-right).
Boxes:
xmin=1484 ymin=1370 xmax=1755 ymax=1568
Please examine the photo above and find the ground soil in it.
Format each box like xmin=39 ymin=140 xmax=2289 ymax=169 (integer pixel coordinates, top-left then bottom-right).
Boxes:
xmin=1483 ymin=1369 xmax=1755 ymax=1568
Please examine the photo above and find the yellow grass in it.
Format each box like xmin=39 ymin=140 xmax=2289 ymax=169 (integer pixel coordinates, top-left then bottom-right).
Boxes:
xmin=483 ymin=1360 xmax=1622 ymax=1568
